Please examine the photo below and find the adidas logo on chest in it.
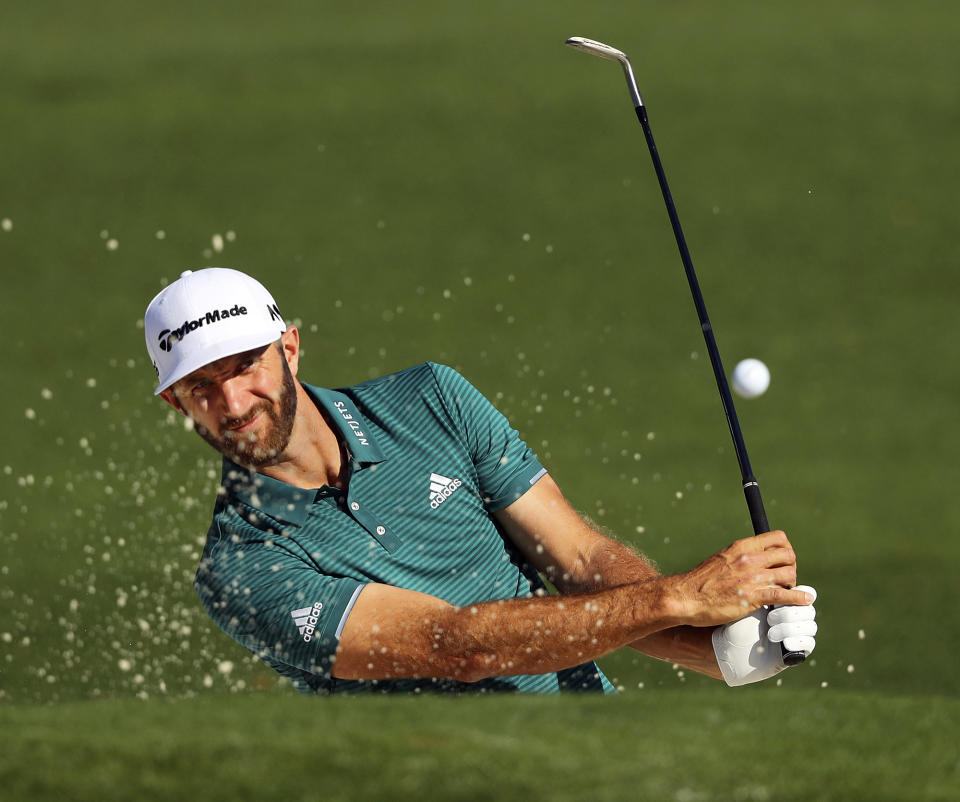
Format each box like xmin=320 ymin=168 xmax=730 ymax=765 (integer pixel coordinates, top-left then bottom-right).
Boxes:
xmin=429 ymin=472 xmax=462 ymax=510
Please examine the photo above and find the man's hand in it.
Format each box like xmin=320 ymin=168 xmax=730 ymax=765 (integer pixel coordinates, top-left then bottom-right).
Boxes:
xmin=663 ymin=531 xmax=813 ymax=627
xmin=712 ymin=585 xmax=818 ymax=687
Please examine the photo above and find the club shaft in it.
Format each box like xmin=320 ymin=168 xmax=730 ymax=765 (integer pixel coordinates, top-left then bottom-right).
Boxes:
xmin=565 ymin=35 xmax=804 ymax=664
xmin=634 ymin=106 xmax=767 ymax=526
xmin=634 ymin=104 xmax=805 ymax=666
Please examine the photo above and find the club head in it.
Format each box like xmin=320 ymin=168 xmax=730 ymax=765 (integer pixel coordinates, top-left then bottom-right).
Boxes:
xmin=565 ymin=36 xmax=643 ymax=109
xmin=565 ymin=36 xmax=628 ymax=65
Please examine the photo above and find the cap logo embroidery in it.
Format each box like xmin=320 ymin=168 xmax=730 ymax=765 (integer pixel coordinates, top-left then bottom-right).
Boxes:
xmin=156 ymin=304 xmax=248 ymax=352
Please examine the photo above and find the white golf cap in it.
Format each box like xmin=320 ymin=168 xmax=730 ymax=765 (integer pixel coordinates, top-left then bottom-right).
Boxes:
xmin=144 ymin=267 xmax=287 ymax=395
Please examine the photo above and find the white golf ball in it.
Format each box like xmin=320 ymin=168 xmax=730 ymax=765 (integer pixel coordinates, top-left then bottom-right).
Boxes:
xmin=731 ymin=358 xmax=770 ymax=399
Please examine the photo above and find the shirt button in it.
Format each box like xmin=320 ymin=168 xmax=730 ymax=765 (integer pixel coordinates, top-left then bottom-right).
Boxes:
xmin=350 ymin=502 xmax=360 ymax=511
xmin=376 ymin=526 xmax=386 ymax=536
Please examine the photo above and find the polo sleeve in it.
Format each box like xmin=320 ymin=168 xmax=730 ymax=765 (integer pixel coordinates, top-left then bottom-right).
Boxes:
xmin=195 ymin=524 xmax=364 ymax=679
xmin=430 ymin=363 xmax=547 ymax=511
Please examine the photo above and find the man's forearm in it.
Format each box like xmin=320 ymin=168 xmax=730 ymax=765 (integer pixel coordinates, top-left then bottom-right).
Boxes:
xmin=551 ymin=528 xmax=721 ymax=678
xmin=335 ymin=576 xmax=684 ymax=682
xmin=335 ymin=531 xmax=808 ymax=683
xmin=545 ymin=524 xmax=660 ymax=592
xmin=628 ymin=626 xmax=722 ymax=680
xmin=431 ymin=579 xmax=680 ymax=682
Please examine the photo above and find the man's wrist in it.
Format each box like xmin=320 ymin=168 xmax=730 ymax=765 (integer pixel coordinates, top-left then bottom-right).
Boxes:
xmin=626 ymin=625 xmax=723 ymax=679
xmin=644 ymin=575 xmax=688 ymax=629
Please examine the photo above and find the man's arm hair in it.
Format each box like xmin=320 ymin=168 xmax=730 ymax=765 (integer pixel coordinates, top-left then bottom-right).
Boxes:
xmin=333 ymin=578 xmax=673 ymax=682
xmin=551 ymin=511 xmax=660 ymax=591
xmin=494 ymin=475 xmax=721 ymax=678
xmin=332 ymin=529 xmax=808 ymax=682
xmin=493 ymin=475 xmax=659 ymax=594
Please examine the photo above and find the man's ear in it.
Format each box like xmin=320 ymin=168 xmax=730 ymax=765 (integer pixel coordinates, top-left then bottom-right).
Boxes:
xmin=281 ymin=326 xmax=300 ymax=377
xmin=160 ymin=388 xmax=186 ymax=415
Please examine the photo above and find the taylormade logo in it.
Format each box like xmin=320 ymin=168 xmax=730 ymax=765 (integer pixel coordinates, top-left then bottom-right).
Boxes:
xmin=291 ymin=601 xmax=323 ymax=643
xmin=157 ymin=304 xmax=249 ymax=352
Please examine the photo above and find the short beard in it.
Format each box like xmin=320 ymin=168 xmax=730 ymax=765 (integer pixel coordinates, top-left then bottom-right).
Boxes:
xmin=196 ymin=354 xmax=298 ymax=468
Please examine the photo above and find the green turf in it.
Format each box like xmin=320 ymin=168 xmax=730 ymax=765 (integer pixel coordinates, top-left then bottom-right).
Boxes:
xmin=1 ymin=0 xmax=958 ymax=794
xmin=1 ymin=690 xmax=957 ymax=801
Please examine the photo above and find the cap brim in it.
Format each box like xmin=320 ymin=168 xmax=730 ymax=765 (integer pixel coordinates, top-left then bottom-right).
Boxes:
xmin=153 ymin=331 xmax=282 ymax=395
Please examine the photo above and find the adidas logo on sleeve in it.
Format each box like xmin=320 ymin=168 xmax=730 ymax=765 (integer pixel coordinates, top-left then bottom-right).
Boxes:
xmin=291 ymin=602 xmax=323 ymax=642
xmin=429 ymin=473 xmax=462 ymax=510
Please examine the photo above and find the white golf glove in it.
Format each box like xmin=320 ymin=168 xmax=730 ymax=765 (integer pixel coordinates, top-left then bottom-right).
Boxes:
xmin=712 ymin=585 xmax=818 ymax=687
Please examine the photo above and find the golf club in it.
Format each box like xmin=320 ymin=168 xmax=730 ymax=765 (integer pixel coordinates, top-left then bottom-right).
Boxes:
xmin=566 ymin=35 xmax=806 ymax=666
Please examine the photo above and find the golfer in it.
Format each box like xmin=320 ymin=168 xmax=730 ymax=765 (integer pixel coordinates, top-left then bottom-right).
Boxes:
xmin=145 ymin=267 xmax=817 ymax=694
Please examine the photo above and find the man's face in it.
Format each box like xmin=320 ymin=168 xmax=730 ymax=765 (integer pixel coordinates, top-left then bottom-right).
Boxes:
xmin=164 ymin=339 xmax=298 ymax=467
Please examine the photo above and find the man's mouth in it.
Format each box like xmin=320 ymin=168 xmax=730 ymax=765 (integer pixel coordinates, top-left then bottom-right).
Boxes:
xmin=224 ymin=412 xmax=263 ymax=437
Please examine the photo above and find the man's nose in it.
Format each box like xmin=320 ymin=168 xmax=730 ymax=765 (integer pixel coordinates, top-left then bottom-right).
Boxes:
xmin=219 ymin=376 xmax=251 ymax=418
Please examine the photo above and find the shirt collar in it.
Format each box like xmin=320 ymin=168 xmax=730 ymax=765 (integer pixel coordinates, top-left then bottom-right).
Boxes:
xmin=219 ymin=461 xmax=315 ymax=527
xmin=303 ymin=383 xmax=387 ymax=465
xmin=218 ymin=381 xmax=386 ymax=527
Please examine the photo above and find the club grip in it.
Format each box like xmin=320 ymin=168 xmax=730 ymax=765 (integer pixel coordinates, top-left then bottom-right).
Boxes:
xmin=742 ymin=478 xmax=768 ymax=536
xmin=743 ymin=478 xmax=807 ymax=666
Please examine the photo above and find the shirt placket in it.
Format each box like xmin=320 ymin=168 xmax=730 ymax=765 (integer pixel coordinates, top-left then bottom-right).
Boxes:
xmin=344 ymin=460 xmax=401 ymax=553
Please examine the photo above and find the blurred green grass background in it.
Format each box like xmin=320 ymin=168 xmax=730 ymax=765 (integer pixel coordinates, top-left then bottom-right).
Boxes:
xmin=2 ymin=0 xmax=958 ymax=798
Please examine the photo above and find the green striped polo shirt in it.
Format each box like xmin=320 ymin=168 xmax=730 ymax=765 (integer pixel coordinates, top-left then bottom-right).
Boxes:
xmin=195 ymin=362 xmax=614 ymax=695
